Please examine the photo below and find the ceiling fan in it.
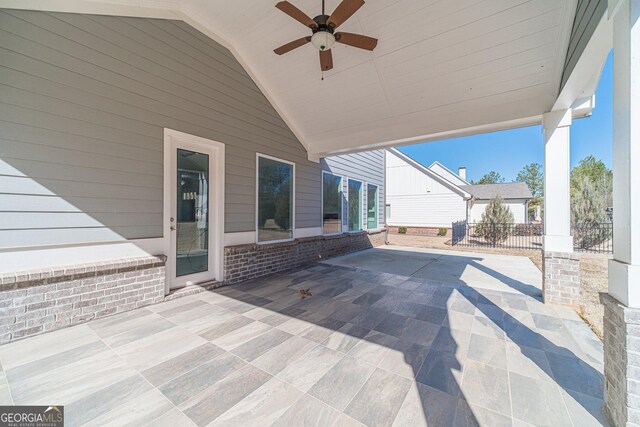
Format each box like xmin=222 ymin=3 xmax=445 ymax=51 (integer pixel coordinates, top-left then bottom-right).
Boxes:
xmin=273 ymin=0 xmax=378 ymax=72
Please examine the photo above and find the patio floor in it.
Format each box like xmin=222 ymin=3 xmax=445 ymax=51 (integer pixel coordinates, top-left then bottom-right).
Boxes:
xmin=0 ymin=246 xmax=607 ymax=426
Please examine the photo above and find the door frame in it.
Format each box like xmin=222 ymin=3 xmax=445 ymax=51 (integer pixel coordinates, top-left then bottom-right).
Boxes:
xmin=163 ymin=128 xmax=225 ymax=294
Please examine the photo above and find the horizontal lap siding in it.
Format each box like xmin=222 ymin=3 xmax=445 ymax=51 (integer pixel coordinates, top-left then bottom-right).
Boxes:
xmin=321 ymin=151 xmax=385 ymax=228
xmin=0 ymin=9 xmax=321 ymax=246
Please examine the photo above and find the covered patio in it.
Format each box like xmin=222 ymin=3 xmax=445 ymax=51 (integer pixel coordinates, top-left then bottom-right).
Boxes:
xmin=0 ymin=247 xmax=605 ymax=426
xmin=0 ymin=0 xmax=639 ymax=425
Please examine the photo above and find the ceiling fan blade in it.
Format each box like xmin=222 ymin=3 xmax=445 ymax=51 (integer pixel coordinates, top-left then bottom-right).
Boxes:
xmin=320 ymin=49 xmax=333 ymax=71
xmin=275 ymin=1 xmax=317 ymax=29
xmin=274 ymin=37 xmax=311 ymax=55
xmin=335 ymin=32 xmax=377 ymax=50
xmin=327 ymin=0 xmax=365 ymax=29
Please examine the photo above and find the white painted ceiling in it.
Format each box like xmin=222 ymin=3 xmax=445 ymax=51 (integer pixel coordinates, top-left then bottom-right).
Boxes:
xmin=183 ymin=0 xmax=577 ymax=156
xmin=5 ymin=0 xmax=578 ymax=156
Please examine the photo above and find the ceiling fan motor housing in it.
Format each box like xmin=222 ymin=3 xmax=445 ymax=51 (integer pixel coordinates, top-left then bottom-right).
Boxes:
xmin=311 ymin=15 xmax=335 ymax=51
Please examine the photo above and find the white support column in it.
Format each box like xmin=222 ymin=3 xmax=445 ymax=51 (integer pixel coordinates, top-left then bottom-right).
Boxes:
xmin=542 ymin=109 xmax=573 ymax=253
xmin=609 ymin=0 xmax=640 ymax=308
xmin=541 ymin=109 xmax=580 ymax=306
xmin=601 ymin=1 xmax=640 ymax=426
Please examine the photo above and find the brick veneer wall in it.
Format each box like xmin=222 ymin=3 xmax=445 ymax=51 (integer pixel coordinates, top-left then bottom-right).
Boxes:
xmin=387 ymin=226 xmax=449 ymax=237
xmin=601 ymin=293 xmax=640 ymax=427
xmin=542 ymin=251 xmax=581 ymax=307
xmin=0 ymin=256 xmax=165 ymax=344
xmin=224 ymin=230 xmax=386 ymax=284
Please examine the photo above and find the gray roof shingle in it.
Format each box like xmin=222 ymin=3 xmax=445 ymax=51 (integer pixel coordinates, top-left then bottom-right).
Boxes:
xmin=459 ymin=182 xmax=533 ymax=200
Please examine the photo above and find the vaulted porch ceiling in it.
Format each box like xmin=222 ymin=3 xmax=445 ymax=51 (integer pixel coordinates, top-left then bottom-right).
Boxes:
xmin=3 ymin=0 xmax=583 ymax=157
xmin=186 ymin=0 xmax=577 ymax=157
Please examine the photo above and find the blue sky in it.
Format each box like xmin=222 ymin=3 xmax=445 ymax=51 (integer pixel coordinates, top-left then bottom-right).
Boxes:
xmin=396 ymin=52 xmax=614 ymax=183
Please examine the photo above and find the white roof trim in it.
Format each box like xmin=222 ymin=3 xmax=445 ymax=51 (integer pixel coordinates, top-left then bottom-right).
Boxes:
xmin=553 ymin=11 xmax=612 ymax=113
xmin=427 ymin=161 xmax=470 ymax=185
xmin=387 ymin=148 xmax=471 ymax=199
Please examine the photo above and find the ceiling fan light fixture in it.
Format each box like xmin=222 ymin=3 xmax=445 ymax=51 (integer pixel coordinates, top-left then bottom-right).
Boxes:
xmin=311 ymin=31 xmax=335 ymax=51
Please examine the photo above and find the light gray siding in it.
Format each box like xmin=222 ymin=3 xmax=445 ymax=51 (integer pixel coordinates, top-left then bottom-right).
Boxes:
xmin=321 ymin=150 xmax=385 ymax=229
xmin=560 ymin=0 xmax=607 ymax=90
xmin=0 ymin=9 xmax=326 ymax=246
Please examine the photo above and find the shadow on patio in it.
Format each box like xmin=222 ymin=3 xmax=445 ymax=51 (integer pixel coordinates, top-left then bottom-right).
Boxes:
xmin=0 ymin=246 xmax=607 ymax=426
xmin=197 ymin=246 xmax=606 ymax=426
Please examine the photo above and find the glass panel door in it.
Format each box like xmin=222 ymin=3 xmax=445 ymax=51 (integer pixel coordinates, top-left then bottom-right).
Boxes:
xmin=348 ymin=179 xmax=362 ymax=231
xmin=176 ymin=149 xmax=209 ymax=277
xmin=323 ymin=173 xmax=342 ymax=234
xmin=367 ymin=184 xmax=378 ymax=229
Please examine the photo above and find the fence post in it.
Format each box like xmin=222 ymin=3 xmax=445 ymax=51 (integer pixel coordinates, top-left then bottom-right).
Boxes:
xmin=491 ymin=223 xmax=496 ymax=248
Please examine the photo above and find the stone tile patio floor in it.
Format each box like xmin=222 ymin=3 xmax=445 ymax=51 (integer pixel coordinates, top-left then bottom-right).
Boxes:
xmin=0 ymin=247 xmax=607 ymax=426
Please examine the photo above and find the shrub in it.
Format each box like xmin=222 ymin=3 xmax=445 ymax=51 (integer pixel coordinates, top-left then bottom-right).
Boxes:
xmin=513 ymin=223 xmax=543 ymax=236
xmin=398 ymin=226 xmax=407 ymax=234
xmin=477 ymin=195 xmax=514 ymax=245
xmin=571 ymin=176 xmax=611 ymax=249
xmin=437 ymin=227 xmax=448 ymax=236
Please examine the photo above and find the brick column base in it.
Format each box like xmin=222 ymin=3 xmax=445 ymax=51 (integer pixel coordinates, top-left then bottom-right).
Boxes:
xmin=601 ymin=293 xmax=640 ymax=427
xmin=542 ymin=251 xmax=580 ymax=306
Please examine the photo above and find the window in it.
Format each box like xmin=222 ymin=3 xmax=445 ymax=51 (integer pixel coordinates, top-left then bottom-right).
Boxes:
xmin=386 ymin=204 xmax=391 ymax=220
xmin=176 ymin=149 xmax=209 ymax=277
xmin=257 ymin=155 xmax=294 ymax=242
xmin=348 ymin=179 xmax=363 ymax=231
xmin=367 ymin=184 xmax=378 ymax=229
xmin=322 ymin=172 xmax=342 ymax=234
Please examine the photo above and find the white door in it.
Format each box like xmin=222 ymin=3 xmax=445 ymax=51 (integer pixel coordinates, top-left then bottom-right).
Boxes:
xmin=164 ymin=129 xmax=225 ymax=291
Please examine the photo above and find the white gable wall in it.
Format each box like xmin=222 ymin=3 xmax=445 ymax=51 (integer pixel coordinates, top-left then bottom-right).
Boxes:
xmin=386 ymin=151 xmax=467 ymax=227
xmin=468 ymin=199 xmax=529 ymax=224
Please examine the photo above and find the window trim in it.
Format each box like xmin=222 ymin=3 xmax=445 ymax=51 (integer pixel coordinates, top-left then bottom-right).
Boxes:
xmin=347 ymin=178 xmax=364 ymax=233
xmin=366 ymin=183 xmax=379 ymax=230
xmin=321 ymin=171 xmax=344 ymax=236
xmin=255 ymin=153 xmax=296 ymax=244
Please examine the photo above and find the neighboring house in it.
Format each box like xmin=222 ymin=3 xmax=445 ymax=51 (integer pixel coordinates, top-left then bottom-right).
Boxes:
xmin=0 ymin=9 xmax=385 ymax=342
xmin=461 ymin=183 xmax=533 ymax=224
xmin=386 ymin=149 xmax=532 ymax=229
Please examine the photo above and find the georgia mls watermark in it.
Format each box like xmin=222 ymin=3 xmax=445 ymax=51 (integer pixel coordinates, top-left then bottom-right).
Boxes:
xmin=0 ymin=406 xmax=64 ymax=427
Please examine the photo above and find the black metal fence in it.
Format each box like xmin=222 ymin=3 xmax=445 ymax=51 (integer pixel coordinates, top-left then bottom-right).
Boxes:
xmin=451 ymin=220 xmax=613 ymax=254
xmin=451 ymin=221 xmax=543 ymax=250
xmin=572 ymin=222 xmax=613 ymax=254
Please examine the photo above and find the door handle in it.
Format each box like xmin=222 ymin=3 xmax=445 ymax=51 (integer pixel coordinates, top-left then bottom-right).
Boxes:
xmin=170 ymin=226 xmax=176 ymax=231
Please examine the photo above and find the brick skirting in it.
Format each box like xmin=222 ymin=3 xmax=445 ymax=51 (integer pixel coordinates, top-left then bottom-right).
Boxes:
xmin=224 ymin=230 xmax=387 ymax=284
xmin=0 ymin=256 xmax=165 ymax=344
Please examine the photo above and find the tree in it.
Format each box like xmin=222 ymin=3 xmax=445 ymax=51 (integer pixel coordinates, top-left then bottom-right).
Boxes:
xmin=571 ymin=176 xmax=608 ymax=224
xmin=570 ymin=155 xmax=613 ymax=207
xmin=516 ymin=163 xmax=543 ymax=198
xmin=516 ymin=162 xmax=544 ymax=221
xmin=476 ymin=195 xmax=514 ymax=245
xmin=571 ymin=176 xmax=611 ymax=248
xmin=473 ymin=171 xmax=505 ymax=185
